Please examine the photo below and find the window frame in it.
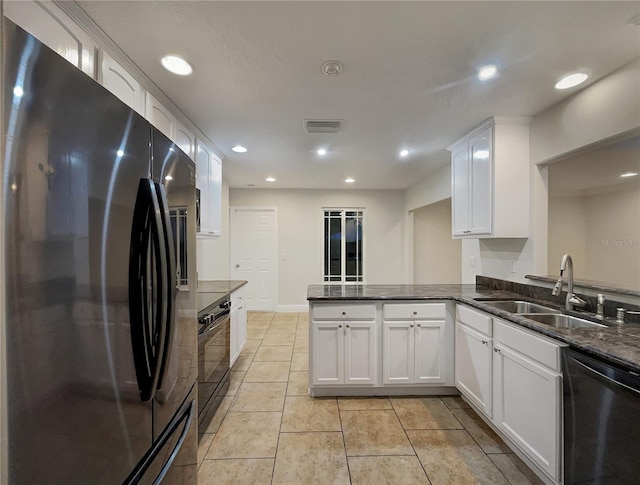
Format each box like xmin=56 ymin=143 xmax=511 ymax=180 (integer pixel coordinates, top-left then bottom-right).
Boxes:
xmin=322 ymin=208 xmax=365 ymax=284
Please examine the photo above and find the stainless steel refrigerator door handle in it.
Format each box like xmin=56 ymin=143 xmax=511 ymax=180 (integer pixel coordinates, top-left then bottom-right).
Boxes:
xmin=155 ymin=182 xmax=176 ymax=390
xmin=129 ymin=178 xmax=168 ymax=402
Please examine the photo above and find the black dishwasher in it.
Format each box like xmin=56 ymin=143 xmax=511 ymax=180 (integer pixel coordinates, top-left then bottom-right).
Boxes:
xmin=563 ymin=348 xmax=640 ymax=484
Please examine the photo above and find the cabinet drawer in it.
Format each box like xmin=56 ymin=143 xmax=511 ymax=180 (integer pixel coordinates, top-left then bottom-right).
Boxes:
xmin=383 ymin=303 xmax=445 ymax=320
xmin=494 ymin=319 xmax=561 ymax=372
xmin=456 ymin=305 xmax=492 ymax=336
xmin=312 ymin=303 xmax=376 ymax=321
xmin=231 ymin=285 xmax=247 ymax=309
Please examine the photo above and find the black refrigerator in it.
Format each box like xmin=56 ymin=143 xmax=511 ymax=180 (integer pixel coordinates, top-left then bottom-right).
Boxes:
xmin=1 ymin=20 xmax=198 ymax=484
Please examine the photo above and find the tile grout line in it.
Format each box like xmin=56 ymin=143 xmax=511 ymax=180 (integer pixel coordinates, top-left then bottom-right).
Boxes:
xmin=389 ymin=397 xmax=434 ymax=485
xmin=336 ymin=400 xmax=353 ymax=484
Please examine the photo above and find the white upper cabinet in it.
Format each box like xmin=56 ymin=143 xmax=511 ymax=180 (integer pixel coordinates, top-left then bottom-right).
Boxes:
xmin=448 ymin=117 xmax=531 ymax=238
xmin=100 ymin=51 xmax=145 ymax=115
xmin=146 ymin=93 xmax=175 ymax=140
xmin=174 ymin=121 xmax=196 ymax=160
xmin=4 ymin=0 xmax=97 ymax=78
xmin=196 ymin=141 xmax=222 ymax=236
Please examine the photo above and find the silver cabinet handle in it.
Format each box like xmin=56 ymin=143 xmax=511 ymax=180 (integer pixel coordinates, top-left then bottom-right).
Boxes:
xmin=494 ymin=347 xmax=501 ymax=353
xmin=338 ymin=324 xmax=342 ymax=328
xmin=481 ymin=340 xmax=488 ymax=345
xmin=235 ymin=264 xmax=240 ymax=268
xmin=342 ymin=311 xmax=346 ymax=315
xmin=417 ymin=323 xmax=422 ymax=327
xmin=413 ymin=311 xmax=417 ymax=315
xmin=346 ymin=324 xmax=350 ymax=328
xmin=410 ymin=324 xmax=414 ymax=328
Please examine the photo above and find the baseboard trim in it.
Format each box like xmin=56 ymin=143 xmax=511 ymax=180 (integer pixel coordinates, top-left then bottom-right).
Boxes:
xmin=275 ymin=304 xmax=309 ymax=313
xmin=309 ymin=386 xmax=459 ymax=397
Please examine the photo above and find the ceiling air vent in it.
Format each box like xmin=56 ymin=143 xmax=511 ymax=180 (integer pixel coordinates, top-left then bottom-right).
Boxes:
xmin=304 ymin=119 xmax=343 ymax=133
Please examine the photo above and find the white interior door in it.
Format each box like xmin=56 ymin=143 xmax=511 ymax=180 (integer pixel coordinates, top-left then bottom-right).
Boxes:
xmin=230 ymin=208 xmax=277 ymax=311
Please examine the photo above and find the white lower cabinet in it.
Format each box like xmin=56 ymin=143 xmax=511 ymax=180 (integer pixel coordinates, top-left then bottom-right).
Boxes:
xmin=312 ymin=320 xmax=376 ymax=386
xmin=493 ymin=320 xmax=562 ymax=482
xmin=230 ymin=287 xmax=248 ymax=366
xmin=455 ymin=304 xmax=563 ymax=484
xmin=455 ymin=322 xmax=492 ymax=417
xmin=383 ymin=319 xmax=447 ymax=384
xmin=382 ymin=303 xmax=448 ymax=385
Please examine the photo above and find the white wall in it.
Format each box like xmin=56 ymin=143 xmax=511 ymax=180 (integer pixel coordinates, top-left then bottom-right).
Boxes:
xmin=405 ymin=163 xmax=451 ymax=212
xmin=229 ymin=188 xmax=405 ymax=307
xmin=548 ymin=187 xmax=640 ymax=290
xmin=530 ymin=59 xmax=640 ymax=165
xmin=413 ymin=199 xmax=461 ymax=284
xmin=547 ymin=196 xmax=587 ymax=278
xmin=586 ymin=187 xmax=640 ymax=290
xmin=196 ymin=177 xmax=230 ymax=281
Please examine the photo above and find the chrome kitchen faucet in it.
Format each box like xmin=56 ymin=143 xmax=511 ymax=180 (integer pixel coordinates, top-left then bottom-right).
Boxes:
xmin=552 ymin=254 xmax=587 ymax=312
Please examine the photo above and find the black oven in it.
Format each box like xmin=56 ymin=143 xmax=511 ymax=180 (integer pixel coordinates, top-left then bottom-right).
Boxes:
xmin=197 ymin=299 xmax=231 ymax=433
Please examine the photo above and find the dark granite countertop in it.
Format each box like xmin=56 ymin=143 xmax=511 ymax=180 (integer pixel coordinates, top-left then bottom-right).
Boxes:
xmin=307 ymin=284 xmax=640 ymax=373
xmin=525 ymin=274 xmax=640 ymax=298
xmin=197 ymin=280 xmax=247 ymax=315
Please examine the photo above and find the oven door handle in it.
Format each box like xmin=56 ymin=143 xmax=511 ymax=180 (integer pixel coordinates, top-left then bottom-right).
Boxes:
xmin=199 ymin=311 xmax=230 ymax=343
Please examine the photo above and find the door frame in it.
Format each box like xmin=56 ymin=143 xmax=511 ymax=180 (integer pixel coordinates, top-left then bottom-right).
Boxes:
xmin=229 ymin=206 xmax=278 ymax=312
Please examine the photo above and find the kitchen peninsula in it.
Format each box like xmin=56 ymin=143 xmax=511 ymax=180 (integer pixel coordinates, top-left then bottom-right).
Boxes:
xmin=307 ymin=278 xmax=640 ymax=485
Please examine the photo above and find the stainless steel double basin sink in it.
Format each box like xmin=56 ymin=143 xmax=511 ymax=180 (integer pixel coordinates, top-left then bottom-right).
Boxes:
xmin=479 ymin=300 xmax=606 ymax=330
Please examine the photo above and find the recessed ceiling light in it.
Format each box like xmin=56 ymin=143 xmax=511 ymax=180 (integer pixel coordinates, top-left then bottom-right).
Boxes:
xmin=265 ymin=177 xmax=276 ymax=182
xmin=345 ymin=178 xmax=355 ymax=184
xmin=477 ymin=64 xmax=498 ymax=81
xmin=317 ymin=148 xmax=327 ymax=156
xmin=232 ymin=145 xmax=247 ymax=153
xmin=161 ymin=55 xmax=192 ymax=76
xmin=322 ymin=60 xmax=343 ymax=76
xmin=555 ymin=72 xmax=588 ymax=90
xmin=13 ymin=86 xmax=23 ymax=97
xmin=116 ymin=149 xmax=124 ymax=157
xmin=399 ymin=149 xmax=410 ymax=157
xmin=620 ymin=172 xmax=638 ymax=178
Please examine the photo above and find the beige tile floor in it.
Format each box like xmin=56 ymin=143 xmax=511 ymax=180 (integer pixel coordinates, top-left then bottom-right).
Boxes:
xmin=198 ymin=312 xmax=544 ymax=485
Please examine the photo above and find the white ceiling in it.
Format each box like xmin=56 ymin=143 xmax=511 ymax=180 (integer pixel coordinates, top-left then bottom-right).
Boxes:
xmin=76 ymin=1 xmax=640 ymax=190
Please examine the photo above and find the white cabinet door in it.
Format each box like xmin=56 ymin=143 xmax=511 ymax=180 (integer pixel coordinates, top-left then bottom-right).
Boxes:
xmin=312 ymin=322 xmax=343 ymax=385
xmin=174 ymin=122 xmax=196 ymax=160
xmin=230 ymin=306 xmax=239 ymax=366
xmin=382 ymin=321 xmax=414 ymax=384
xmin=4 ymin=0 xmax=97 ymax=78
xmin=101 ymin=51 xmax=145 ymax=115
xmin=468 ymin=127 xmax=492 ymax=235
xmin=237 ymin=303 xmax=247 ymax=354
xmin=344 ymin=321 xmax=376 ymax=385
xmin=196 ymin=142 xmax=222 ymax=236
xmin=493 ymin=344 xmax=561 ymax=481
xmin=451 ymin=143 xmax=470 ymax=236
xmin=414 ymin=320 xmax=446 ymax=384
xmin=455 ymin=322 xmax=492 ymax=417
xmin=146 ymin=93 xmax=174 ymax=140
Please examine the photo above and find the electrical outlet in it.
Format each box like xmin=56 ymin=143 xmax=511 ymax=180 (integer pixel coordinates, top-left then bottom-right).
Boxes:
xmin=509 ymin=260 xmax=517 ymax=273
xmin=470 ymin=256 xmax=476 ymax=268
